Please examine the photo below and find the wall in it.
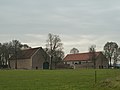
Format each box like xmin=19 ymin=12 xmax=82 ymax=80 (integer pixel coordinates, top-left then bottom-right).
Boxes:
xmin=96 ymin=54 xmax=109 ymax=69
xmin=65 ymin=61 xmax=94 ymax=69
xmin=75 ymin=62 xmax=94 ymax=69
xmin=64 ymin=54 xmax=109 ymax=69
xmin=10 ymin=48 xmax=50 ymax=70
xmin=10 ymin=59 xmax=32 ymax=69
xmin=32 ymin=49 xmax=50 ymax=69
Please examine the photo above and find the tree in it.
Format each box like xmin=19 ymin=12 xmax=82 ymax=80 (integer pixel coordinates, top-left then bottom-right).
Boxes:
xmin=113 ymin=47 xmax=120 ymax=68
xmin=46 ymin=33 xmax=63 ymax=69
xmin=117 ymin=47 xmax=120 ymax=61
xmin=104 ymin=42 xmax=118 ymax=68
xmin=1 ymin=43 xmax=10 ymax=66
xmin=0 ymin=42 xmax=12 ymax=68
xmin=10 ymin=40 xmax=22 ymax=69
xmin=0 ymin=43 xmax=2 ymax=67
xmin=0 ymin=40 xmax=30 ymax=69
xmin=53 ymin=50 xmax=64 ymax=68
xmin=70 ymin=48 xmax=79 ymax=54
xmin=0 ymin=42 xmax=14 ymax=68
xmin=89 ymin=45 xmax=96 ymax=69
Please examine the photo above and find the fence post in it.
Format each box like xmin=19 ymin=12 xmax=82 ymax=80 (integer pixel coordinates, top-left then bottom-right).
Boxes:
xmin=95 ymin=70 xmax=97 ymax=84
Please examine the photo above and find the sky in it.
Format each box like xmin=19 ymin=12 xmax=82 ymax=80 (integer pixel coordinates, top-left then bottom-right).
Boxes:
xmin=0 ymin=0 xmax=120 ymax=54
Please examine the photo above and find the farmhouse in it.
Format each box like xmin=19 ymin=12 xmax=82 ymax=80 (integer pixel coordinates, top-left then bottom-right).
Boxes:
xmin=9 ymin=47 xmax=50 ymax=69
xmin=64 ymin=52 xmax=109 ymax=69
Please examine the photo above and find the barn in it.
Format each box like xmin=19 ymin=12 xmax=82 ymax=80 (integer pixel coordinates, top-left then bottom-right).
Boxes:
xmin=9 ymin=47 xmax=50 ymax=69
xmin=64 ymin=52 xmax=109 ymax=69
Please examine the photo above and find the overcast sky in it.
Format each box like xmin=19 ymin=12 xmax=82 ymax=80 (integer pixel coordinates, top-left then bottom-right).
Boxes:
xmin=0 ymin=0 xmax=120 ymax=54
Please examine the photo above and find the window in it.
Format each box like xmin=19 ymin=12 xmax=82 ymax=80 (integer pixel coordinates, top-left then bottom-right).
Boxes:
xmin=75 ymin=63 xmax=78 ymax=64
xmin=79 ymin=61 xmax=81 ymax=64
xmin=81 ymin=61 xmax=86 ymax=64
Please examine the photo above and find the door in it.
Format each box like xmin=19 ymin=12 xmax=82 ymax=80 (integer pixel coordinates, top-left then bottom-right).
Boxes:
xmin=43 ymin=62 xmax=49 ymax=69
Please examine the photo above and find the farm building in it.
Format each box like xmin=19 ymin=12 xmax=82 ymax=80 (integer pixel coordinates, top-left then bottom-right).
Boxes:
xmin=9 ymin=47 xmax=50 ymax=69
xmin=64 ymin=52 xmax=109 ymax=69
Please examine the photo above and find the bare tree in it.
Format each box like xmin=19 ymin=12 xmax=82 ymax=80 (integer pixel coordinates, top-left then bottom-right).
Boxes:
xmin=0 ymin=40 xmax=30 ymax=69
xmin=0 ymin=43 xmax=2 ymax=67
xmin=2 ymin=43 xmax=10 ymax=66
xmin=89 ymin=45 xmax=96 ymax=69
xmin=0 ymin=42 xmax=13 ymax=68
xmin=46 ymin=33 xmax=63 ymax=69
xmin=10 ymin=40 xmax=22 ymax=69
xmin=70 ymin=48 xmax=79 ymax=54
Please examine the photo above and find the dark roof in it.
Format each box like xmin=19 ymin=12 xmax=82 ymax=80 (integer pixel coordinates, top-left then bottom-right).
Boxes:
xmin=64 ymin=52 xmax=102 ymax=61
xmin=9 ymin=47 xmax=41 ymax=60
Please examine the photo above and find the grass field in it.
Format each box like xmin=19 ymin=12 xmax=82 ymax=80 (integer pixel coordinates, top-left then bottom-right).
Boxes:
xmin=0 ymin=69 xmax=120 ymax=90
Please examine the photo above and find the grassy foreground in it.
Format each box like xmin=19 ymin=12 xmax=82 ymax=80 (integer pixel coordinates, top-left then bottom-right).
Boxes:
xmin=0 ymin=69 xmax=120 ymax=90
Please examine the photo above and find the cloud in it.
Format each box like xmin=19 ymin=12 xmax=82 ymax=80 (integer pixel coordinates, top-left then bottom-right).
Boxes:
xmin=25 ymin=34 xmax=46 ymax=39
xmin=0 ymin=32 xmax=120 ymax=54
xmin=0 ymin=0 xmax=120 ymax=54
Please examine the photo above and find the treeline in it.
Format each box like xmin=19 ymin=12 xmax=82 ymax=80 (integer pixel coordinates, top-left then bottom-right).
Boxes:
xmin=0 ymin=40 xmax=30 ymax=68
xmin=1 ymin=33 xmax=120 ymax=69
xmin=70 ymin=42 xmax=120 ymax=68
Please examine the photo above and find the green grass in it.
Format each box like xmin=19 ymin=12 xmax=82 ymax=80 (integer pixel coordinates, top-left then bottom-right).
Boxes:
xmin=0 ymin=69 xmax=120 ymax=90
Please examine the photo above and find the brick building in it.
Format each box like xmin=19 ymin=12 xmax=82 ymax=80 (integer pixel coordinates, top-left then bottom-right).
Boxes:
xmin=9 ymin=47 xmax=50 ymax=69
xmin=64 ymin=52 xmax=109 ymax=69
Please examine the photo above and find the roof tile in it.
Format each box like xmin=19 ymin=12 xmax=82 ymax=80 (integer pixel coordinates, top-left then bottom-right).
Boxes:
xmin=9 ymin=47 xmax=41 ymax=60
xmin=64 ymin=52 xmax=101 ymax=61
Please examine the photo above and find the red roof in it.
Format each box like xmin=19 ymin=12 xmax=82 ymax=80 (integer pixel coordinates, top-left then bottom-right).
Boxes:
xmin=64 ymin=52 xmax=102 ymax=61
xmin=9 ymin=47 xmax=41 ymax=60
